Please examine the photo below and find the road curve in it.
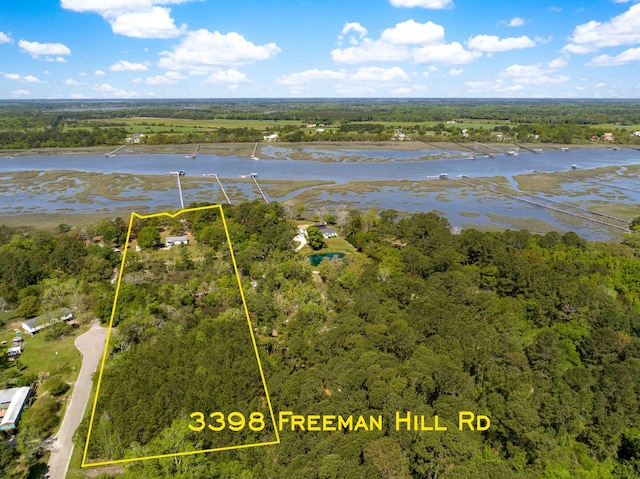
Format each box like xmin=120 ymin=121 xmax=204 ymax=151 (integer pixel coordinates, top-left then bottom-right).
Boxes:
xmin=47 ymin=320 xmax=108 ymax=479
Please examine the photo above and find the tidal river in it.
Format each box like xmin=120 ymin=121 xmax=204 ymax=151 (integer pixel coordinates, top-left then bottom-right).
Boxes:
xmin=1 ymin=146 xmax=639 ymax=241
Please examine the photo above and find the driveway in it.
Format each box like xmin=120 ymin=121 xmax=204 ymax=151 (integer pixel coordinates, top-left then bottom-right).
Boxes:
xmin=47 ymin=320 xmax=108 ymax=479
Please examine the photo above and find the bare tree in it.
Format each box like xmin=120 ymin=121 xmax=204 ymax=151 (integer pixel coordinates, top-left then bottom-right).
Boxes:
xmin=336 ymin=208 xmax=349 ymax=235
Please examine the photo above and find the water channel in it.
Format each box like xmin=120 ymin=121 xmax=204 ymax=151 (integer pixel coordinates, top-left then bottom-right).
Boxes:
xmin=1 ymin=146 xmax=639 ymax=241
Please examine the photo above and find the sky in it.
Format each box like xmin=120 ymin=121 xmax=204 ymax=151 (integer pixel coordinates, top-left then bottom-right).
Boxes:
xmin=1 ymin=0 xmax=640 ymax=99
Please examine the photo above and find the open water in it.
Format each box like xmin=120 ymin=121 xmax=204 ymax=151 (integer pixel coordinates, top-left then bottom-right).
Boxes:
xmin=1 ymin=146 xmax=639 ymax=241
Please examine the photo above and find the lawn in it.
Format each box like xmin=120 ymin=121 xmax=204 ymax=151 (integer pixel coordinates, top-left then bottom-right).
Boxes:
xmin=1 ymin=318 xmax=85 ymax=383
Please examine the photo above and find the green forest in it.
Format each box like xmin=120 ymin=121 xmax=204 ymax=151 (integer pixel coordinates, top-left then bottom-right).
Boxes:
xmin=2 ymin=99 xmax=640 ymax=148
xmin=3 ymin=202 xmax=640 ymax=478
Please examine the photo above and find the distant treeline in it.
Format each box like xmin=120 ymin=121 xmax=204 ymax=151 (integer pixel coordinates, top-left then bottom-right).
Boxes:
xmin=1 ymin=99 xmax=640 ymax=148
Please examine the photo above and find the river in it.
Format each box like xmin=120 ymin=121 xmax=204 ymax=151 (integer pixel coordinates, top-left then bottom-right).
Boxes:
xmin=1 ymin=146 xmax=639 ymax=240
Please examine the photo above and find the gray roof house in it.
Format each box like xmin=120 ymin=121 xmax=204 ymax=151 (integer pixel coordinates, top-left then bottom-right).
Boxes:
xmin=165 ymin=235 xmax=189 ymax=247
xmin=0 ymin=386 xmax=30 ymax=430
xmin=22 ymin=307 xmax=73 ymax=335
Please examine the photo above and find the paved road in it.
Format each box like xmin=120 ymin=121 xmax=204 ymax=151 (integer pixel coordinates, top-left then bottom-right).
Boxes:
xmin=48 ymin=320 xmax=108 ymax=479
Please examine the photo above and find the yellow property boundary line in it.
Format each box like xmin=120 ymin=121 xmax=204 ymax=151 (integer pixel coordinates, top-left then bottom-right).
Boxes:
xmin=81 ymin=205 xmax=281 ymax=468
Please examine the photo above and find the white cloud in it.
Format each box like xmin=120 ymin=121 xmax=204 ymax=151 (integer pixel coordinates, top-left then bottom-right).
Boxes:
xmin=158 ymin=29 xmax=280 ymax=72
xmin=95 ymin=70 xmax=106 ymax=76
xmin=3 ymin=73 xmax=44 ymax=83
xmin=595 ymin=82 xmax=606 ymax=87
xmin=144 ymin=71 xmax=186 ymax=85
xmin=508 ymin=17 xmax=525 ymax=27
xmin=18 ymin=40 xmax=71 ymax=58
xmin=65 ymin=78 xmax=82 ymax=86
xmin=465 ymin=79 xmax=524 ymax=93
xmin=92 ymin=83 xmax=138 ymax=98
xmin=205 ymin=69 xmax=248 ymax=84
xmin=413 ymin=42 xmax=481 ymax=64
xmin=331 ymin=39 xmax=410 ymax=63
xmin=587 ymin=47 xmax=640 ymax=66
xmin=332 ymin=20 xmax=472 ymax=65
xmin=380 ymin=20 xmax=444 ymax=45
xmin=277 ymin=69 xmax=347 ymax=85
xmin=548 ymin=57 xmax=568 ymax=69
xmin=341 ymin=22 xmax=368 ymax=39
xmin=0 ymin=32 xmax=12 ymax=44
xmin=60 ymin=0 xmax=151 ymax=12
xmin=501 ymin=64 xmax=570 ymax=84
xmin=11 ymin=89 xmax=30 ymax=97
xmin=334 ymin=66 xmax=411 ymax=95
xmin=563 ymin=4 xmax=640 ymax=54
xmin=110 ymin=7 xmax=186 ymax=38
xmin=468 ymin=35 xmax=536 ymax=52
xmin=449 ymin=68 xmax=464 ymax=76
xmin=60 ymin=0 xmax=195 ymax=39
xmin=350 ymin=66 xmax=409 ymax=83
xmin=110 ymin=60 xmax=150 ymax=71
xmin=389 ymin=0 xmax=454 ymax=9
xmin=70 ymin=93 xmax=86 ymax=99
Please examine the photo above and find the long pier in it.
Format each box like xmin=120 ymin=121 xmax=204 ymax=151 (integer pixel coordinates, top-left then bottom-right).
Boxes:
xmin=191 ymin=143 xmax=200 ymax=159
xmin=474 ymin=142 xmax=506 ymax=154
xmin=250 ymin=174 xmax=269 ymax=204
xmin=447 ymin=177 xmax=630 ymax=233
xmin=452 ymin=141 xmax=490 ymax=158
xmin=105 ymin=144 xmax=126 ymax=157
xmin=202 ymin=173 xmax=231 ymax=204
xmin=468 ymin=177 xmax=629 ymax=226
xmin=513 ymin=143 xmax=543 ymax=153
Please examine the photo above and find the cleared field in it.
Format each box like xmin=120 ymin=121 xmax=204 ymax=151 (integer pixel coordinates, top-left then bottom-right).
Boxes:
xmin=68 ymin=117 xmax=305 ymax=133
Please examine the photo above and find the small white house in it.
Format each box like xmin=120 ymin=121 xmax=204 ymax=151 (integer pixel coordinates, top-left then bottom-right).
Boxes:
xmin=303 ymin=224 xmax=338 ymax=239
xmin=165 ymin=236 xmax=189 ymax=247
xmin=22 ymin=308 xmax=73 ymax=335
xmin=263 ymin=133 xmax=279 ymax=141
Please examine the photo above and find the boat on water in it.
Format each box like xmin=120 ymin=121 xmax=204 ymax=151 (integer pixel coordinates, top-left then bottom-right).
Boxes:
xmin=560 ymin=147 xmax=569 ymax=152
xmin=250 ymin=142 xmax=259 ymax=161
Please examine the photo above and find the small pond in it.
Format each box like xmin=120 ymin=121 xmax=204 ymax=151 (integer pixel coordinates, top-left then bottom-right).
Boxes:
xmin=308 ymin=252 xmax=345 ymax=266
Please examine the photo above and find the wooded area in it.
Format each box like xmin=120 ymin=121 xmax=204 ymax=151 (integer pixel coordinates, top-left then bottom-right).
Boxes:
xmin=2 ymin=99 xmax=640 ymax=148
xmin=2 ymin=201 xmax=640 ymax=478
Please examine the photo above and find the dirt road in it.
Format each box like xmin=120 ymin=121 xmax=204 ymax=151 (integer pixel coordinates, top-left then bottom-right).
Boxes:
xmin=47 ymin=320 xmax=108 ymax=479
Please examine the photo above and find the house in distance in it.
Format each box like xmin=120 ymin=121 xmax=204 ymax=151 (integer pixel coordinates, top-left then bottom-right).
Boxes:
xmin=21 ymin=307 xmax=73 ymax=335
xmin=165 ymin=235 xmax=189 ymax=247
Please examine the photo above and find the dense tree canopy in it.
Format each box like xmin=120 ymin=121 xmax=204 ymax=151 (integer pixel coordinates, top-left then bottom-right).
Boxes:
xmin=4 ymin=200 xmax=640 ymax=478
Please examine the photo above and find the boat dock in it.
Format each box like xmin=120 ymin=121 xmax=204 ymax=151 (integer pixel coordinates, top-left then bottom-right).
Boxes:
xmin=104 ymin=144 xmax=126 ymax=157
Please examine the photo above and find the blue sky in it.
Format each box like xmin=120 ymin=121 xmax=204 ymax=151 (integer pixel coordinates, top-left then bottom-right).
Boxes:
xmin=1 ymin=0 xmax=640 ymax=99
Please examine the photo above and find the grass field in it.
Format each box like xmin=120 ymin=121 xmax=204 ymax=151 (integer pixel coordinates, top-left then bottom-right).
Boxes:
xmin=67 ymin=117 xmax=305 ymax=133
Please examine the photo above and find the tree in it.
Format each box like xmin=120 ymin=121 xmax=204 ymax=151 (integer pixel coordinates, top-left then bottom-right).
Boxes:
xmin=306 ymin=226 xmax=325 ymax=251
xmin=137 ymin=226 xmax=160 ymax=250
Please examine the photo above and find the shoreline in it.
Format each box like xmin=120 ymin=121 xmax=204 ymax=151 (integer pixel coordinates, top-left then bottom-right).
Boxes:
xmin=0 ymin=141 xmax=628 ymax=159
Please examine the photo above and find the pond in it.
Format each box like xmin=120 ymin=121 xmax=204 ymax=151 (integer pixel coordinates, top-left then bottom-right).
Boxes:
xmin=308 ymin=252 xmax=345 ymax=266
